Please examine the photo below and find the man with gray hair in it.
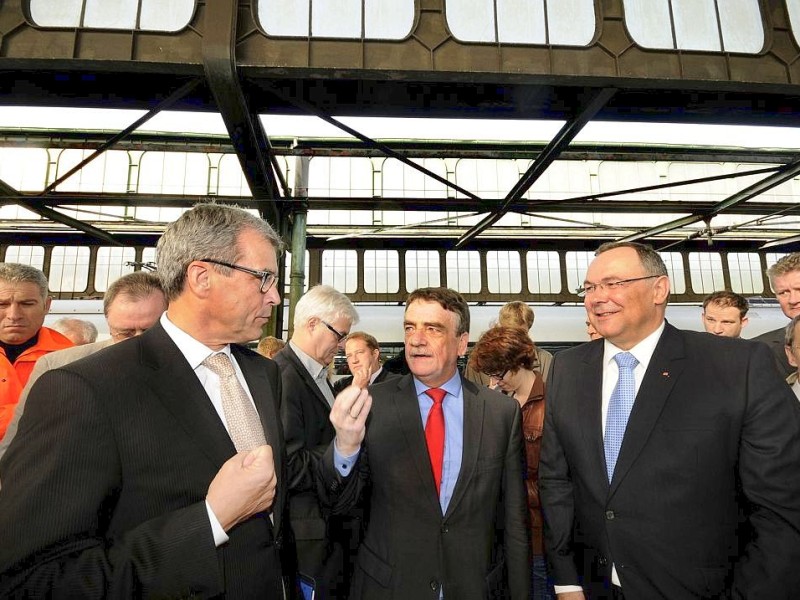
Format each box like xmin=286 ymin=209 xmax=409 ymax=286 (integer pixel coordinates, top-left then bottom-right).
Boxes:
xmin=754 ymin=252 xmax=800 ymax=375
xmin=0 ymin=263 xmax=73 ymax=440
xmin=0 ymin=271 xmax=167 ymax=463
xmin=51 ymin=317 xmax=98 ymax=346
xmin=273 ymin=284 xmax=359 ymax=599
xmin=784 ymin=315 xmax=800 ymax=400
xmin=0 ymin=204 xmax=292 ymax=598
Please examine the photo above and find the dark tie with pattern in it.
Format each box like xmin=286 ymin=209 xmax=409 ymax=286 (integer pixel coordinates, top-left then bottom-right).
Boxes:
xmin=425 ymin=387 xmax=446 ymax=495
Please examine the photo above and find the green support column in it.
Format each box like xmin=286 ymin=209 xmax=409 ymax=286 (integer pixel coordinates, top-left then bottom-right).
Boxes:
xmin=288 ymin=209 xmax=307 ymax=340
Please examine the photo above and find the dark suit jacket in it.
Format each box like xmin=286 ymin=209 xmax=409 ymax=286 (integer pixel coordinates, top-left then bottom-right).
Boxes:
xmin=274 ymin=345 xmax=335 ymax=542
xmin=540 ymin=323 xmax=800 ymax=600
xmin=752 ymin=325 xmax=793 ymax=376
xmin=318 ymin=374 xmax=530 ymax=600
xmin=0 ymin=323 xmax=291 ymax=598
xmin=332 ymin=367 xmax=399 ymax=396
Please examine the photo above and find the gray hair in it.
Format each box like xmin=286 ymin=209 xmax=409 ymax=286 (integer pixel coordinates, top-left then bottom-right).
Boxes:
xmin=156 ymin=203 xmax=283 ymax=301
xmin=785 ymin=315 xmax=800 ymax=347
xmin=104 ymin=271 xmax=166 ymax=316
xmin=51 ymin=318 xmax=98 ymax=345
xmin=293 ymin=285 xmax=359 ymax=329
xmin=768 ymin=253 xmax=800 ymax=287
xmin=595 ymin=241 xmax=668 ymax=277
xmin=0 ymin=263 xmax=49 ymax=300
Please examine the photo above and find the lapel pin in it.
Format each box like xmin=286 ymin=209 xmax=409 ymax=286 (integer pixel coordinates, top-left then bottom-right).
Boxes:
xmin=661 ymin=371 xmax=669 ymax=378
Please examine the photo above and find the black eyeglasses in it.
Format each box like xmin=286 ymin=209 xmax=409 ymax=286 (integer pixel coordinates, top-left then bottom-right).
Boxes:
xmin=488 ymin=369 xmax=508 ymax=381
xmin=577 ymin=275 xmax=660 ymax=297
xmin=200 ymin=259 xmax=279 ymax=293
xmin=321 ymin=320 xmax=347 ymax=342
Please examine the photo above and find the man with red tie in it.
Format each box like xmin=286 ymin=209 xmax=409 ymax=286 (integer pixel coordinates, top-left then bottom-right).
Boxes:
xmin=320 ymin=287 xmax=530 ymax=599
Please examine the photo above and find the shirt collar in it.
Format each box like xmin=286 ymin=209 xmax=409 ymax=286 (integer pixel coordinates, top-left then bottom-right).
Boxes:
xmin=289 ymin=339 xmax=327 ymax=380
xmin=413 ymin=369 xmax=463 ymax=399
xmin=369 ymin=366 xmax=383 ymax=384
xmin=160 ymin=312 xmax=231 ymax=370
xmin=602 ymin=320 xmax=665 ymax=373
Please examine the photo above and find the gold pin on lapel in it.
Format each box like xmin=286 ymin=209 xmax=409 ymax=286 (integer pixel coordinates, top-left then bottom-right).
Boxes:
xmin=661 ymin=371 xmax=669 ymax=378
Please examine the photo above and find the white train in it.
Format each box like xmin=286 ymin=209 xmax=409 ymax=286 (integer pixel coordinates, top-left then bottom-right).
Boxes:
xmin=46 ymin=299 xmax=788 ymax=345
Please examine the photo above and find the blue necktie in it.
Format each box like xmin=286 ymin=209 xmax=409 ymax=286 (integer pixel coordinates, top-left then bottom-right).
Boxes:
xmin=604 ymin=352 xmax=639 ymax=482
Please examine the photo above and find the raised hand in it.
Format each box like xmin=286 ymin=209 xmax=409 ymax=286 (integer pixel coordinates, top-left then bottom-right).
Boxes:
xmin=330 ymin=384 xmax=372 ymax=456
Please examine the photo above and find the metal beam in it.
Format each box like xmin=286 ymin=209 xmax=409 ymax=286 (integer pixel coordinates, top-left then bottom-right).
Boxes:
xmin=454 ymin=87 xmax=617 ymax=249
xmin=0 ymin=179 xmax=124 ymax=246
xmin=202 ymin=0 xmax=283 ymax=228
xmin=620 ymin=155 xmax=800 ymax=242
xmin=266 ymin=84 xmax=491 ymax=209
xmin=39 ymin=78 xmax=202 ymax=196
xmin=762 ymin=234 xmax=800 ymax=249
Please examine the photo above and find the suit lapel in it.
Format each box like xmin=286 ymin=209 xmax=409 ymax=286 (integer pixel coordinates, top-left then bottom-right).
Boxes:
xmin=444 ymin=377 xmax=482 ymax=519
xmin=609 ymin=323 xmax=685 ymax=497
xmin=284 ymin=346 xmax=331 ymax=411
xmin=578 ymin=342 xmax=609 ymax=494
xmin=235 ymin=345 xmax=283 ymax=533
xmin=392 ymin=375 xmax=443 ymax=514
xmin=137 ymin=324 xmax=236 ymax=469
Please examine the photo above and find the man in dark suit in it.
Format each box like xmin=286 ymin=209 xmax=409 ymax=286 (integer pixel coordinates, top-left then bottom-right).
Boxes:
xmin=320 ymin=287 xmax=530 ymax=599
xmin=753 ymin=252 xmax=800 ymax=375
xmin=0 ymin=203 xmax=293 ymax=598
xmin=0 ymin=271 xmax=167 ymax=464
xmin=540 ymin=241 xmax=800 ymax=600
xmin=274 ymin=284 xmax=359 ymax=598
xmin=332 ymin=331 xmax=399 ymax=395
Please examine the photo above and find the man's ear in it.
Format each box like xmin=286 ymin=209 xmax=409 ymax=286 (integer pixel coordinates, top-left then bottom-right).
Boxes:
xmin=44 ymin=296 xmax=52 ymax=314
xmin=185 ymin=261 xmax=212 ymax=298
xmin=457 ymin=331 xmax=469 ymax=357
xmin=786 ymin=345 xmax=798 ymax=369
xmin=653 ymin=275 xmax=671 ymax=305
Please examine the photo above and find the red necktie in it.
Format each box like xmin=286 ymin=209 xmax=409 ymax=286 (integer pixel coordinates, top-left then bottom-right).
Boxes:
xmin=425 ymin=387 xmax=446 ymax=495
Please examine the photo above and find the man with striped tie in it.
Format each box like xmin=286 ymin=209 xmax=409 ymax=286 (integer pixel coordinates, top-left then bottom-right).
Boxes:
xmin=540 ymin=241 xmax=800 ymax=600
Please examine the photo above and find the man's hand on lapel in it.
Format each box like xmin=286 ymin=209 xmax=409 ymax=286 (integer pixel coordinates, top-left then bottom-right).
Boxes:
xmin=206 ymin=444 xmax=277 ymax=531
xmin=330 ymin=384 xmax=372 ymax=456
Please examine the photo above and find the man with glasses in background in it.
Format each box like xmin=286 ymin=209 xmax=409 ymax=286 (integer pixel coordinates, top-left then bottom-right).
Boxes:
xmin=273 ymin=284 xmax=360 ymax=599
xmin=0 ymin=203 xmax=293 ymax=598
xmin=540 ymin=241 xmax=800 ymax=600
xmin=0 ymin=271 xmax=166 ymax=464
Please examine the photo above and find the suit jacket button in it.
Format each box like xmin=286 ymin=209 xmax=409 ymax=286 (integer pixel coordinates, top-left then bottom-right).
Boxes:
xmin=605 ymin=510 xmax=615 ymax=520
xmin=429 ymin=579 xmax=439 ymax=591
xmin=441 ymin=525 xmax=449 ymax=534
xmin=598 ymin=556 xmax=608 ymax=566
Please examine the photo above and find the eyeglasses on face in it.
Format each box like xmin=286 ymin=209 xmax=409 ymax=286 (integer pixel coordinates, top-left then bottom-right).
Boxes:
xmin=321 ymin=320 xmax=347 ymax=342
xmin=577 ymin=275 xmax=660 ymax=297
xmin=200 ymin=258 xmax=279 ymax=293
xmin=488 ymin=369 xmax=509 ymax=381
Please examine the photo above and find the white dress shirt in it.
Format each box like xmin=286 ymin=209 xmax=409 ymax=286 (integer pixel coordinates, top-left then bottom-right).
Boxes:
xmin=554 ymin=321 xmax=665 ymax=595
xmin=289 ymin=340 xmax=335 ymax=406
xmin=160 ymin=313 xmax=261 ymax=547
